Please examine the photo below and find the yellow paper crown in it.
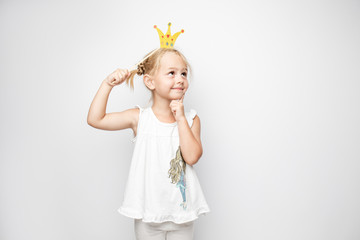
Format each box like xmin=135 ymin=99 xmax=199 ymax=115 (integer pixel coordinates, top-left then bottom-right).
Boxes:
xmin=154 ymin=22 xmax=184 ymax=49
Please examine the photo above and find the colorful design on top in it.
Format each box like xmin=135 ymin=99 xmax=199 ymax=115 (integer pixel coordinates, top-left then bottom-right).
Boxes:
xmin=168 ymin=146 xmax=187 ymax=210
xmin=154 ymin=22 xmax=184 ymax=49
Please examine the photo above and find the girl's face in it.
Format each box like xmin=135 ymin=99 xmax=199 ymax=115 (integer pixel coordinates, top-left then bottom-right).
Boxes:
xmin=151 ymin=52 xmax=188 ymax=101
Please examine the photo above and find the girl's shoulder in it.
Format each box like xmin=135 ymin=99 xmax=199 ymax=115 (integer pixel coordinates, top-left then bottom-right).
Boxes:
xmin=186 ymin=109 xmax=197 ymax=120
xmin=185 ymin=109 xmax=198 ymax=128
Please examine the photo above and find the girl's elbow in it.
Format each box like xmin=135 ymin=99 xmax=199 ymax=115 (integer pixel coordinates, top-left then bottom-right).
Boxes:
xmin=199 ymin=148 xmax=203 ymax=159
xmin=194 ymin=147 xmax=203 ymax=164
xmin=87 ymin=119 xmax=103 ymax=129
xmin=87 ymin=118 xmax=93 ymax=126
xmin=187 ymin=151 xmax=202 ymax=166
xmin=87 ymin=118 xmax=98 ymax=128
xmin=195 ymin=152 xmax=203 ymax=165
xmin=87 ymin=118 xmax=94 ymax=127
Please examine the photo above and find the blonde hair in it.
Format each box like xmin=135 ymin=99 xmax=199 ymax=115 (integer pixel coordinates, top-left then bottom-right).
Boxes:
xmin=168 ymin=146 xmax=186 ymax=184
xmin=126 ymin=48 xmax=191 ymax=91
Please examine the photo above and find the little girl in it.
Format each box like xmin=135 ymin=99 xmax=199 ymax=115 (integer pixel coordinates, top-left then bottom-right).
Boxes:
xmin=87 ymin=48 xmax=210 ymax=240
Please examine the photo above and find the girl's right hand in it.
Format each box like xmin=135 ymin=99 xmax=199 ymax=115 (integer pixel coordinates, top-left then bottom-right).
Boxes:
xmin=104 ymin=68 xmax=131 ymax=87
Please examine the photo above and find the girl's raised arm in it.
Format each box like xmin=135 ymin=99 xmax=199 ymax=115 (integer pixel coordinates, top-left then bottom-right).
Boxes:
xmin=87 ymin=69 xmax=139 ymax=132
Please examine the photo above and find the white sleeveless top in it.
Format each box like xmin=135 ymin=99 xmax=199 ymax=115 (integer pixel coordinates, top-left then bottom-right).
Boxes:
xmin=118 ymin=105 xmax=210 ymax=224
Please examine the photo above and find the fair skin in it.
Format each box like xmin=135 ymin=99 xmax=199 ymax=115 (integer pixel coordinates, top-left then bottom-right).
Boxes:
xmin=87 ymin=51 xmax=202 ymax=166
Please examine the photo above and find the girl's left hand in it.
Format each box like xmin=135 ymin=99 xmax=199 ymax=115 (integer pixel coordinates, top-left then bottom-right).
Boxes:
xmin=170 ymin=94 xmax=185 ymax=122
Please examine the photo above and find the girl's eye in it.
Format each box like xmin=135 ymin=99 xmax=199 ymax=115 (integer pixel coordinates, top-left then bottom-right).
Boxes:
xmin=181 ymin=72 xmax=187 ymax=77
xmin=168 ymin=71 xmax=175 ymax=76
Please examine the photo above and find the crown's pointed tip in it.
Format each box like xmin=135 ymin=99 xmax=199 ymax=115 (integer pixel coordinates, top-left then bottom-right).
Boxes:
xmin=181 ymin=29 xmax=184 ymax=33
xmin=168 ymin=22 xmax=171 ymax=26
xmin=154 ymin=25 xmax=157 ymax=28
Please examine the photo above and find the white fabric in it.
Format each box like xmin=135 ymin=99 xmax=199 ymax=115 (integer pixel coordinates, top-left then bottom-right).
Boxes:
xmin=118 ymin=106 xmax=210 ymax=224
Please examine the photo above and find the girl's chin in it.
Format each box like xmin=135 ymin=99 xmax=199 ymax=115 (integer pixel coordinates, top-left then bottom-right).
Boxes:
xmin=172 ymin=93 xmax=184 ymax=99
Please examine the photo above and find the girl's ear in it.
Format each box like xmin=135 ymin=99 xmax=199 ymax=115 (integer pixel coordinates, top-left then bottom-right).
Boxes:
xmin=143 ymin=74 xmax=155 ymax=90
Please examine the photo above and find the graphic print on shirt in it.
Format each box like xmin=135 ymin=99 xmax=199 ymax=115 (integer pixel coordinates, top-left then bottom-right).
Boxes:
xmin=168 ymin=146 xmax=187 ymax=210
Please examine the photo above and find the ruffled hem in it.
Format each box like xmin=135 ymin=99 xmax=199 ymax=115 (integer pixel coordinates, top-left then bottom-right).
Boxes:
xmin=117 ymin=206 xmax=210 ymax=224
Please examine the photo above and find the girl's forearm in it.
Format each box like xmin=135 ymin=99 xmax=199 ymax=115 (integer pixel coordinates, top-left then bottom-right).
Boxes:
xmin=87 ymin=80 xmax=113 ymax=124
xmin=177 ymin=117 xmax=202 ymax=166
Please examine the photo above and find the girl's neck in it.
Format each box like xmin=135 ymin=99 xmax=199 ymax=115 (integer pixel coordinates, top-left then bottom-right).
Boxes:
xmin=151 ymin=96 xmax=175 ymax=120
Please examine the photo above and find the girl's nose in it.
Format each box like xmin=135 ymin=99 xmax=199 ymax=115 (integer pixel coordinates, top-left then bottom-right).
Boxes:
xmin=176 ymin=74 xmax=184 ymax=83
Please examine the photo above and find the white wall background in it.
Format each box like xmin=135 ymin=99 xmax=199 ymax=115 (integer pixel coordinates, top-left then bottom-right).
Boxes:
xmin=1 ymin=0 xmax=360 ymax=239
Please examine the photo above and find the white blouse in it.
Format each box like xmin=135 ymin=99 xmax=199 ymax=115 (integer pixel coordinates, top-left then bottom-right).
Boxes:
xmin=118 ymin=105 xmax=210 ymax=224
